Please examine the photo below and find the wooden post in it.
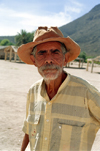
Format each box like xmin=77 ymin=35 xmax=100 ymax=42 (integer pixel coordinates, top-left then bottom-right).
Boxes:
xmin=81 ymin=59 xmax=84 ymax=68
xmin=86 ymin=60 xmax=89 ymax=71
xmin=5 ymin=52 xmax=7 ymax=61
xmin=68 ymin=62 xmax=70 ymax=67
xmin=91 ymin=60 xmax=94 ymax=73
xmin=9 ymin=47 xmax=12 ymax=62
xmin=19 ymin=57 xmax=21 ymax=62
xmin=14 ymin=52 xmax=17 ymax=62
xmin=78 ymin=60 xmax=81 ymax=68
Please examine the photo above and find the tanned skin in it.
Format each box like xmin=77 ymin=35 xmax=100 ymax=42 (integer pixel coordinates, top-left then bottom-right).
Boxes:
xmin=21 ymin=134 xmax=29 ymax=151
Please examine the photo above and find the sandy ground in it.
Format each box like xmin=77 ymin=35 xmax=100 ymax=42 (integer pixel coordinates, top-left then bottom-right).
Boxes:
xmin=0 ymin=60 xmax=100 ymax=151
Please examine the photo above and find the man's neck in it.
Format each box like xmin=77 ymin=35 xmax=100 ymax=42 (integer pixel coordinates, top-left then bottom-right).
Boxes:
xmin=45 ymin=71 xmax=67 ymax=100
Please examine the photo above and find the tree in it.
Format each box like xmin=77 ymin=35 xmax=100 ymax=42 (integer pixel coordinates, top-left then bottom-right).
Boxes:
xmin=0 ymin=39 xmax=14 ymax=46
xmin=78 ymin=51 xmax=87 ymax=63
xmin=15 ymin=30 xmax=34 ymax=46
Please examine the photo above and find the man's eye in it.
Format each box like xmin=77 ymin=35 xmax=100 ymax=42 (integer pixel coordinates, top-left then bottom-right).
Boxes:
xmin=52 ymin=49 xmax=60 ymax=54
xmin=38 ymin=53 xmax=43 ymax=55
xmin=37 ymin=51 xmax=46 ymax=55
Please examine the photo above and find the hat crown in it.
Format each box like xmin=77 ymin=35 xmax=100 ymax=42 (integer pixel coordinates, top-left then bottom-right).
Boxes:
xmin=33 ymin=26 xmax=64 ymax=42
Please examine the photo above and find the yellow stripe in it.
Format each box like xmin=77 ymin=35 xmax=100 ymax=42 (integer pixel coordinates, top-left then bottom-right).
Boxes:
xmin=53 ymin=94 xmax=88 ymax=107
xmin=60 ymin=125 xmax=72 ymax=151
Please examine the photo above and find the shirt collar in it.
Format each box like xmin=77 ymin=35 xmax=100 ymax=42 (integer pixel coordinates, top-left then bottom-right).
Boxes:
xmin=40 ymin=71 xmax=70 ymax=98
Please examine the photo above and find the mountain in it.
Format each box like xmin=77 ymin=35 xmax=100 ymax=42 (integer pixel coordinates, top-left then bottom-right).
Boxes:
xmin=59 ymin=4 xmax=100 ymax=57
xmin=0 ymin=4 xmax=100 ymax=57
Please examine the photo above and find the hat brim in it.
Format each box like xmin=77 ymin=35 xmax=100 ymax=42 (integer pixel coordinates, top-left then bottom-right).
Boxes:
xmin=17 ymin=36 xmax=81 ymax=64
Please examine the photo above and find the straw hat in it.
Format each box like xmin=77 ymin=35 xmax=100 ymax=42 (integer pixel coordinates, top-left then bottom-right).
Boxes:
xmin=17 ymin=26 xmax=81 ymax=64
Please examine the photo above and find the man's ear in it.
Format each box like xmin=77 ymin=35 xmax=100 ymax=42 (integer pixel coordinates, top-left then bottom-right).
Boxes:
xmin=30 ymin=55 xmax=37 ymax=66
xmin=64 ymin=52 xmax=70 ymax=66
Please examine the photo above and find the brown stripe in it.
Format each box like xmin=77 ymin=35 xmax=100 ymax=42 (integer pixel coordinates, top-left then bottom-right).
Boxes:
xmin=59 ymin=86 xmax=86 ymax=97
xmin=49 ymin=118 xmax=61 ymax=150
xmin=58 ymin=119 xmax=85 ymax=127
xmin=35 ymin=115 xmax=44 ymax=150
xmin=52 ymin=103 xmax=90 ymax=118
xmin=70 ymin=125 xmax=82 ymax=151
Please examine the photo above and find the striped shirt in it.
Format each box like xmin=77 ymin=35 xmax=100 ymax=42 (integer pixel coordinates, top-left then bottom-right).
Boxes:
xmin=22 ymin=73 xmax=100 ymax=151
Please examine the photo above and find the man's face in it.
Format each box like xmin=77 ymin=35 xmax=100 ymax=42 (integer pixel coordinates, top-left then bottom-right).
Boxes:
xmin=34 ymin=41 xmax=66 ymax=81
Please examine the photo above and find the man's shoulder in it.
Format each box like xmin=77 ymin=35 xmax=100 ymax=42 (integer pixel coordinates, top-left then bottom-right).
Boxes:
xmin=69 ymin=74 xmax=99 ymax=92
xmin=70 ymin=74 xmax=89 ymax=86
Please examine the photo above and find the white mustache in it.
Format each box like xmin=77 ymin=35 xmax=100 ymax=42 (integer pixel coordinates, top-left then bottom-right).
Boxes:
xmin=39 ymin=64 xmax=60 ymax=71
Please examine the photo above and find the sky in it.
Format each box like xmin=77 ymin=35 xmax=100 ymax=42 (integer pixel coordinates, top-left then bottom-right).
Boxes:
xmin=0 ymin=0 xmax=100 ymax=36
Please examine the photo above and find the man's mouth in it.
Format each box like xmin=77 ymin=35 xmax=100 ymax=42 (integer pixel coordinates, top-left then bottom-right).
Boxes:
xmin=43 ymin=68 xmax=57 ymax=72
xmin=40 ymin=64 xmax=60 ymax=71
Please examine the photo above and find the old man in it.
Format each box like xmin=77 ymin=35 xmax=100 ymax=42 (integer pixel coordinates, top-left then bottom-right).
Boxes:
xmin=17 ymin=27 xmax=100 ymax=151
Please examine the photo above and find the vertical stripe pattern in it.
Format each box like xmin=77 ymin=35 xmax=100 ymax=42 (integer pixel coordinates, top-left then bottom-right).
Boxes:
xmin=22 ymin=73 xmax=100 ymax=151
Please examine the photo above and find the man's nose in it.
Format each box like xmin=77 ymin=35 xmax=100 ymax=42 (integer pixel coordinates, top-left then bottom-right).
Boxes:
xmin=45 ymin=54 xmax=53 ymax=64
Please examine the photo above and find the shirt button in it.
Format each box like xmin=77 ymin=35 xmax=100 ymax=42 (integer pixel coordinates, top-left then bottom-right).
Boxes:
xmin=59 ymin=126 xmax=61 ymax=129
xmin=46 ymin=119 xmax=49 ymax=122
xmin=45 ymin=137 xmax=47 ymax=140
xmin=48 ymin=102 xmax=51 ymax=105
xmin=44 ymin=102 xmax=46 ymax=105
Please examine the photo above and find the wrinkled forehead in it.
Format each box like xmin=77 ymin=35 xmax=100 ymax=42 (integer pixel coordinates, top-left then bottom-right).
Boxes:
xmin=36 ymin=41 xmax=62 ymax=52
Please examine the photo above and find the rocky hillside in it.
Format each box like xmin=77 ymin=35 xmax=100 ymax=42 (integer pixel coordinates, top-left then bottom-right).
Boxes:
xmin=59 ymin=4 xmax=100 ymax=57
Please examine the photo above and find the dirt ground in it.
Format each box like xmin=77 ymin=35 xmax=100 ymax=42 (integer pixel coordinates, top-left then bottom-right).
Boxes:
xmin=0 ymin=60 xmax=100 ymax=151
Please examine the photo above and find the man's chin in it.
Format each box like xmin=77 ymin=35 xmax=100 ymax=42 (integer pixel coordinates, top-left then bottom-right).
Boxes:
xmin=43 ymin=73 xmax=59 ymax=81
xmin=38 ymin=67 xmax=63 ymax=81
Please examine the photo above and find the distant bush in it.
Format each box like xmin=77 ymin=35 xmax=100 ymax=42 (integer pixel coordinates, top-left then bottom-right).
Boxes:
xmin=0 ymin=39 xmax=14 ymax=46
xmin=78 ymin=51 xmax=87 ymax=63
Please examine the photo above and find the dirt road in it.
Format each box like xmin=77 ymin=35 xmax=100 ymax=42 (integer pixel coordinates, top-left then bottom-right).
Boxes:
xmin=0 ymin=60 xmax=100 ymax=151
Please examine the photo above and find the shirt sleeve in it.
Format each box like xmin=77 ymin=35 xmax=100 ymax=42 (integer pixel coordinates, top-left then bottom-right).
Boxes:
xmin=22 ymin=91 xmax=30 ymax=134
xmin=88 ymin=85 xmax=100 ymax=123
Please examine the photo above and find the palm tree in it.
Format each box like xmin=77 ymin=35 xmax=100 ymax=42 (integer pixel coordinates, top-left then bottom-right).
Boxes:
xmin=15 ymin=30 xmax=34 ymax=46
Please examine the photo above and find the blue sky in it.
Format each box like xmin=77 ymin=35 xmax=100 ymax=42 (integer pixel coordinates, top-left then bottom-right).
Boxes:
xmin=0 ymin=0 xmax=99 ymax=36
